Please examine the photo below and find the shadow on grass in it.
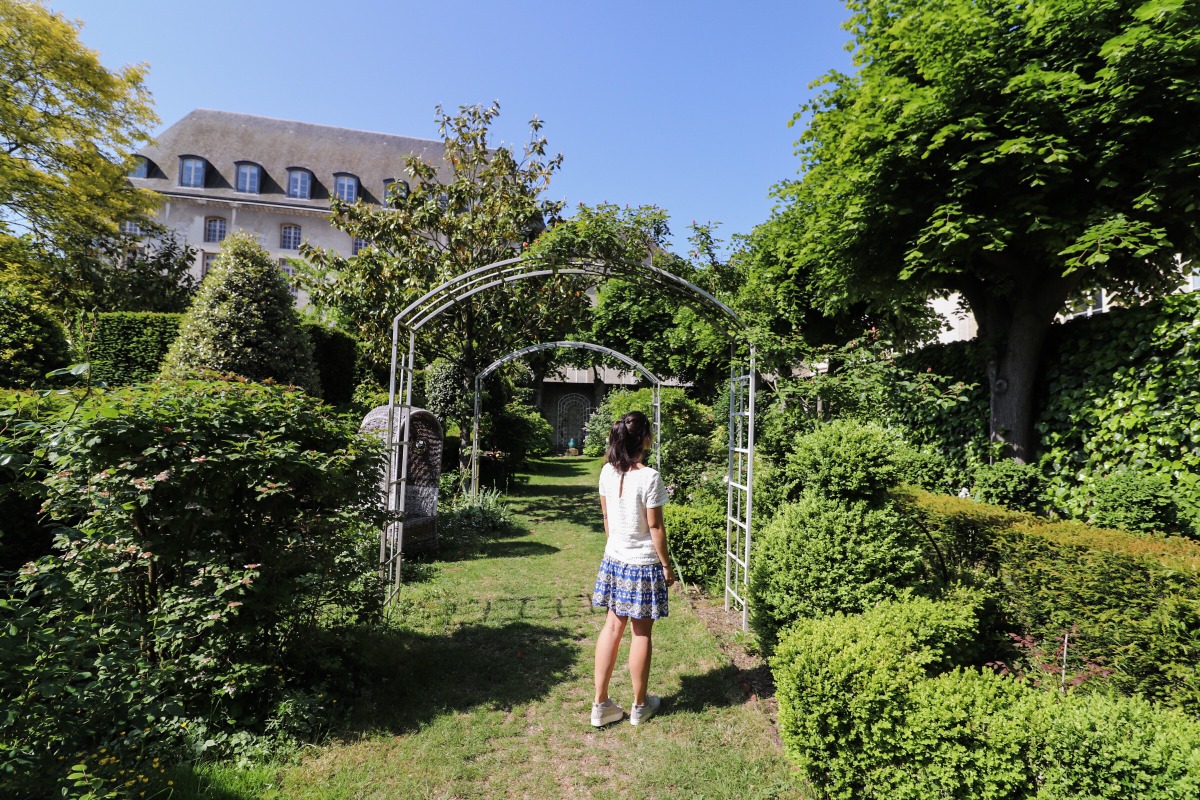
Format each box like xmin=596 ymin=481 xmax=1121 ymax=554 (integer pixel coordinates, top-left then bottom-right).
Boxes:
xmin=343 ymin=621 xmax=578 ymax=736
xmin=661 ymin=662 xmax=776 ymax=718
xmin=483 ymin=540 xmax=560 ymax=558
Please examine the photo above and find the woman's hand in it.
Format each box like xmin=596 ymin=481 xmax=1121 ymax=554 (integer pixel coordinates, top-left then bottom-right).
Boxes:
xmin=663 ymin=564 xmax=676 ymax=588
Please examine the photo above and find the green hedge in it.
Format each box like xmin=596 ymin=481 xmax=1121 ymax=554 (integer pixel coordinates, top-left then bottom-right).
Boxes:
xmin=85 ymin=313 xmax=359 ymax=404
xmin=896 ymin=487 xmax=1200 ymax=713
xmin=0 ymin=286 xmax=71 ymax=389
xmin=772 ymin=593 xmax=1200 ymax=800
xmin=86 ymin=311 xmax=182 ymax=385
xmin=302 ymin=322 xmax=357 ymax=404
xmin=663 ymin=500 xmax=725 ymax=591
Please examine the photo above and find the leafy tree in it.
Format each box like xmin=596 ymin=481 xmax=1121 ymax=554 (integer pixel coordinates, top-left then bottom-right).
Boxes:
xmin=760 ymin=0 xmax=1200 ymax=461
xmin=161 ymin=233 xmax=319 ymax=393
xmin=301 ymin=102 xmax=590 ymax=431
xmin=0 ymin=0 xmax=157 ymax=252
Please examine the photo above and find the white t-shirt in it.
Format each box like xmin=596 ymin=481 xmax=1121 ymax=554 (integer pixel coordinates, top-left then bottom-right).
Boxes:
xmin=599 ymin=462 xmax=669 ymax=566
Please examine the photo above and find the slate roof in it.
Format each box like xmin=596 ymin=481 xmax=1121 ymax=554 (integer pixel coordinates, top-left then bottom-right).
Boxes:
xmin=131 ymin=109 xmax=448 ymax=210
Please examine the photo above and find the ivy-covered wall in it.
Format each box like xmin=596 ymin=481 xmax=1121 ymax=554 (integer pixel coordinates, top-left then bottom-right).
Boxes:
xmin=896 ymin=291 xmax=1200 ymax=532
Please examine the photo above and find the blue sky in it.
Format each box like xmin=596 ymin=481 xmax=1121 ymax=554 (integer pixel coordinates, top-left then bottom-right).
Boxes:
xmin=52 ymin=0 xmax=853 ymax=252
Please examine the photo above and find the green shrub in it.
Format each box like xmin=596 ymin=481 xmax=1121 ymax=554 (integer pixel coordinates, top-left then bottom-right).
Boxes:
xmin=1088 ymin=469 xmax=1182 ymax=535
xmin=424 ymin=357 xmax=470 ymax=427
xmin=302 ymin=322 xmax=357 ymax=404
xmin=782 ymin=418 xmax=903 ymax=504
xmin=491 ymin=401 xmax=554 ymax=468
xmin=438 ymin=488 xmax=513 ymax=554
xmin=771 ymin=592 xmax=988 ymax=797
xmin=972 ymin=459 xmax=1047 ymax=513
xmin=663 ymin=500 xmax=726 ymax=591
xmin=749 ymin=491 xmax=925 ymax=652
xmin=85 ymin=311 xmax=182 ymax=385
xmin=0 ymin=380 xmax=385 ymax=793
xmin=893 ymin=442 xmax=959 ymax=494
xmin=160 ymin=233 xmax=320 ymax=393
xmin=0 ymin=285 xmax=70 ymax=388
xmin=772 ymin=591 xmax=1200 ymax=799
xmin=895 ymin=487 xmax=1200 ymax=713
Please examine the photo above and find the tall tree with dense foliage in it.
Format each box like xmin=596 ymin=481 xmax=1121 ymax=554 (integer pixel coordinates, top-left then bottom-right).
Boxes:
xmin=301 ymin=103 xmax=590 ymax=410
xmin=759 ymin=0 xmax=1200 ymax=460
xmin=0 ymin=0 xmax=157 ymax=253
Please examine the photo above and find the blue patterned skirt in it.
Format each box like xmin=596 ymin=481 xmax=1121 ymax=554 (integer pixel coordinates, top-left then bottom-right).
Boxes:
xmin=591 ymin=556 xmax=669 ymax=619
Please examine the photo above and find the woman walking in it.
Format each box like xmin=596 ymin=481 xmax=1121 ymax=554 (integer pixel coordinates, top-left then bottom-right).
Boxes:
xmin=590 ymin=410 xmax=674 ymax=727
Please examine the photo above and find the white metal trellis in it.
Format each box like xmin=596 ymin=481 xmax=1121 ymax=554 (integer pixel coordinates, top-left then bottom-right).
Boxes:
xmin=724 ymin=346 xmax=756 ymax=630
xmin=384 ymin=255 xmax=756 ymax=628
xmin=470 ymin=341 xmax=661 ymax=496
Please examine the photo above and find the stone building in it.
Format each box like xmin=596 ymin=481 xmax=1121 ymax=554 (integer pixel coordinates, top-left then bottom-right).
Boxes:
xmin=130 ymin=108 xmax=448 ymax=301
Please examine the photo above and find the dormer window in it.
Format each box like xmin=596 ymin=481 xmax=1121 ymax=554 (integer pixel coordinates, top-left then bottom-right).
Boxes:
xmin=131 ymin=156 xmax=149 ymax=179
xmin=179 ymin=157 xmax=206 ymax=188
xmin=235 ymin=163 xmax=261 ymax=194
xmin=287 ymin=169 xmax=312 ymax=199
xmin=334 ymin=174 xmax=359 ymax=203
xmin=383 ymin=178 xmax=409 ymax=201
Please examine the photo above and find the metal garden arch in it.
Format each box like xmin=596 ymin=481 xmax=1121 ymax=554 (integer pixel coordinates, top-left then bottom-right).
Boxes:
xmin=383 ymin=255 xmax=757 ymax=629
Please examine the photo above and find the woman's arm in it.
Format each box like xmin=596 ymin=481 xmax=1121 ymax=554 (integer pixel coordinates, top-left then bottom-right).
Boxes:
xmin=647 ymin=506 xmax=675 ymax=587
xmin=600 ymin=495 xmax=609 ymax=537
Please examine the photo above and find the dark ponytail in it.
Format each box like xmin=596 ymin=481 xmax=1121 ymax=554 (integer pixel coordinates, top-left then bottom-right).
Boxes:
xmin=607 ymin=410 xmax=651 ymax=474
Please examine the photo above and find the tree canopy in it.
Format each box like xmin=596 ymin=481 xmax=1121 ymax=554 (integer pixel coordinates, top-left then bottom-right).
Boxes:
xmin=757 ymin=0 xmax=1200 ymax=460
xmin=301 ymin=102 xmax=590 ymax=388
xmin=0 ymin=0 xmax=157 ymax=252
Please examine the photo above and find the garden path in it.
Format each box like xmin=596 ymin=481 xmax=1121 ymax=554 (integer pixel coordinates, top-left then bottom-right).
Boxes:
xmin=186 ymin=456 xmax=804 ymax=799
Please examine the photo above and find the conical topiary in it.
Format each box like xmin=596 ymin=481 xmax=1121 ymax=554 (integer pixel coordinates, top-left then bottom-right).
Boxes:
xmin=160 ymin=232 xmax=320 ymax=393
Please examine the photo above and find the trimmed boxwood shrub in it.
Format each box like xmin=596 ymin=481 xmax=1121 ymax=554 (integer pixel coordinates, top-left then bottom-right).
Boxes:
xmin=772 ymin=592 xmax=1200 ymax=799
xmin=663 ymin=500 xmax=725 ymax=592
xmin=782 ymin=418 xmax=903 ymax=503
xmin=771 ymin=592 xmax=989 ymax=797
xmin=1088 ymin=469 xmax=1182 ymax=535
xmin=895 ymin=487 xmax=1200 ymax=713
xmin=86 ymin=311 xmax=182 ymax=385
xmin=749 ymin=490 xmax=925 ymax=652
xmin=0 ymin=286 xmax=70 ymax=388
xmin=301 ymin=322 xmax=358 ymax=404
xmin=972 ymin=459 xmax=1047 ymax=513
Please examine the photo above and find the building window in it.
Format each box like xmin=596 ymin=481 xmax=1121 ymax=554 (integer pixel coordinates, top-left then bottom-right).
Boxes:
xmin=278 ymin=259 xmax=298 ymax=296
xmin=119 ymin=219 xmax=143 ymax=236
xmin=1191 ymin=271 xmax=1200 ymax=292
xmin=131 ymin=156 xmax=149 ymax=179
xmin=201 ymin=252 xmax=218 ymax=277
xmin=383 ymin=178 xmax=408 ymax=201
xmin=1064 ymin=289 xmax=1106 ymax=319
xmin=235 ymin=163 xmax=261 ymax=194
xmin=334 ymin=174 xmax=358 ymax=203
xmin=180 ymin=157 xmax=205 ymax=188
xmin=287 ymin=169 xmax=311 ymax=199
xmin=280 ymin=224 xmax=302 ymax=250
xmin=352 ymin=237 xmax=369 ymax=255
xmin=204 ymin=217 xmax=227 ymax=243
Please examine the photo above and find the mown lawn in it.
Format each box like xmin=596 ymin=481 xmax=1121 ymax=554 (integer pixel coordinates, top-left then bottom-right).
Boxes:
xmin=173 ymin=457 xmax=805 ymax=799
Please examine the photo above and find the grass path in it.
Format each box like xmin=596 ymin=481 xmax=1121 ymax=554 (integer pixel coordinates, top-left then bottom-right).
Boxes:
xmin=187 ymin=457 xmax=804 ymax=799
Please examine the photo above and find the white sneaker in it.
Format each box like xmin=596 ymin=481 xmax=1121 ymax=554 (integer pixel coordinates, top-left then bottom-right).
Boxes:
xmin=591 ymin=699 xmax=624 ymax=727
xmin=630 ymin=695 xmax=661 ymax=726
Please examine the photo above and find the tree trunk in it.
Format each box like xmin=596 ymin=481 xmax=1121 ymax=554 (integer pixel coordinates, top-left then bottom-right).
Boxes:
xmin=961 ymin=269 xmax=1078 ymax=464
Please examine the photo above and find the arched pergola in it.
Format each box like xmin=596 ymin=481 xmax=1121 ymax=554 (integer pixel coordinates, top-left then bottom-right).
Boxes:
xmin=471 ymin=341 xmax=662 ymax=494
xmin=383 ymin=255 xmax=757 ymax=628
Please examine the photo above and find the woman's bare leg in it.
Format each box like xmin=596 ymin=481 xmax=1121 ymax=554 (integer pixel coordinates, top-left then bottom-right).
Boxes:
xmin=629 ymin=617 xmax=654 ymax=706
xmin=594 ymin=610 xmax=628 ymax=704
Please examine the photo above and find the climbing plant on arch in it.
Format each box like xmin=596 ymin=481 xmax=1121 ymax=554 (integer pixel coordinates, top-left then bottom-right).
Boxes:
xmin=384 ymin=254 xmax=758 ymax=629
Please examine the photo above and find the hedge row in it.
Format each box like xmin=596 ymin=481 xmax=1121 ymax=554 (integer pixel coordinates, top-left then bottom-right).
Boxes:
xmin=895 ymin=487 xmax=1200 ymax=713
xmin=83 ymin=312 xmax=357 ymax=403
xmin=772 ymin=593 xmax=1200 ymax=800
